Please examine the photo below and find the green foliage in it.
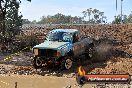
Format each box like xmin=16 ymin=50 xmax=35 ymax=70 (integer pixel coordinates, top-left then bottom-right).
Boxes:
xmin=0 ymin=0 xmax=31 ymax=52
xmin=112 ymin=12 xmax=132 ymax=24
xmin=37 ymin=13 xmax=83 ymax=24
xmin=0 ymin=0 xmax=31 ymax=45
xmin=127 ymin=12 xmax=132 ymax=23
xmin=112 ymin=15 xmax=122 ymax=24
xmin=82 ymin=8 xmax=107 ymax=24
xmin=5 ymin=0 xmax=22 ymax=39
xmin=22 ymin=19 xmax=31 ymax=24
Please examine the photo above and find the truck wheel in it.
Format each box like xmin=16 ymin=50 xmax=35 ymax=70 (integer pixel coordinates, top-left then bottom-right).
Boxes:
xmin=60 ymin=56 xmax=73 ymax=70
xmin=32 ymin=57 xmax=43 ymax=69
xmin=65 ymin=58 xmax=73 ymax=69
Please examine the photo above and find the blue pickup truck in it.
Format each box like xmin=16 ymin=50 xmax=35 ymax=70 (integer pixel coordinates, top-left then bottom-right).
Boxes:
xmin=32 ymin=29 xmax=94 ymax=69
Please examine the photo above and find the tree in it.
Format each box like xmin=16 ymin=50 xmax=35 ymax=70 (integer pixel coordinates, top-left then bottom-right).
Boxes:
xmin=99 ymin=12 xmax=104 ymax=23
xmin=112 ymin=15 xmax=122 ymax=24
xmin=22 ymin=19 xmax=31 ymax=24
xmin=37 ymin=16 xmax=47 ymax=24
xmin=82 ymin=8 xmax=107 ymax=24
xmin=0 ymin=0 xmax=31 ymax=49
xmin=112 ymin=14 xmax=132 ymax=24
xmin=92 ymin=9 xmax=100 ymax=23
xmin=37 ymin=13 xmax=83 ymax=24
xmin=123 ymin=15 xmax=127 ymax=23
xmin=31 ymin=20 xmax=37 ymax=24
xmin=82 ymin=11 xmax=87 ymax=22
xmin=127 ymin=12 xmax=132 ymax=23
xmin=86 ymin=8 xmax=92 ymax=22
xmin=102 ymin=16 xmax=107 ymax=23
xmin=0 ymin=0 xmax=9 ymax=43
xmin=5 ymin=0 xmax=23 ymax=39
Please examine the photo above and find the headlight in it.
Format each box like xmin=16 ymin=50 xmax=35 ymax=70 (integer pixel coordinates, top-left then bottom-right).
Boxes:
xmin=34 ymin=48 xmax=38 ymax=56
xmin=57 ymin=50 xmax=61 ymax=57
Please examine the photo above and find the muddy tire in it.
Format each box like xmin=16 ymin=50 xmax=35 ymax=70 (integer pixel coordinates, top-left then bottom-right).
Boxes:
xmin=60 ymin=56 xmax=73 ymax=70
xmin=32 ymin=57 xmax=43 ymax=69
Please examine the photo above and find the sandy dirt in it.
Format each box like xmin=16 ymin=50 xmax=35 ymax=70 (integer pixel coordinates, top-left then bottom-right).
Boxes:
xmin=0 ymin=75 xmax=95 ymax=88
xmin=0 ymin=74 xmax=131 ymax=88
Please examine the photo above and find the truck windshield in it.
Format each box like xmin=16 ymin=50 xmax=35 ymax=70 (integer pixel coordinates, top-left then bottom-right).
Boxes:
xmin=47 ymin=32 xmax=63 ymax=41
xmin=46 ymin=32 xmax=73 ymax=42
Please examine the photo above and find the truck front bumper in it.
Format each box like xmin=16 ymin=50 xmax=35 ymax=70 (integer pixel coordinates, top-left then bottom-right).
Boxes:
xmin=33 ymin=56 xmax=60 ymax=66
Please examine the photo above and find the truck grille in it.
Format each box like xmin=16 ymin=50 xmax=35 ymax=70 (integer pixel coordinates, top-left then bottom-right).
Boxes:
xmin=38 ymin=49 xmax=57 ymax=57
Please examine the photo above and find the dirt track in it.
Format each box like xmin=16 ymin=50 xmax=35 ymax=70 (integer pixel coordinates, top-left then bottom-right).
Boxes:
xmin=0 ymin=75 xmax=131 ymax=88
xmin=0 ymin=24 xmax=132 ymax=88
xmin=0 ymin=75 xmax=78 ymax=88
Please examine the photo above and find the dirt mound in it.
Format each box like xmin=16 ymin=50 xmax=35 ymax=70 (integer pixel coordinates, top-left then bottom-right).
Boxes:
xmin=87 ymin=57 xmax=132 ymax=75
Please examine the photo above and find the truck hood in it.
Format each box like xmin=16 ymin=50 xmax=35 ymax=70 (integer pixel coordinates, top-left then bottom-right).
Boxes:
xmin=33 ymin=40 xmax=73 ymax=56
xmin=33 ymin=41 xmax=69 ymax=50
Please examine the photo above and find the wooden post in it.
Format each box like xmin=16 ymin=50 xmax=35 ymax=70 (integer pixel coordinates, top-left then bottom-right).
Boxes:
xmin=15 ymin=82 xmax=17 ymax=88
